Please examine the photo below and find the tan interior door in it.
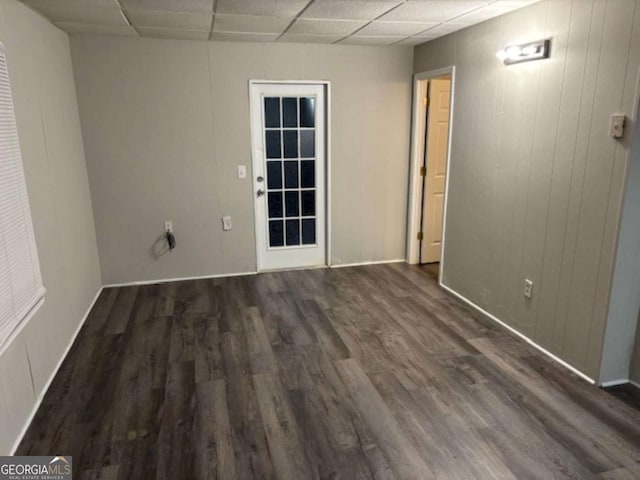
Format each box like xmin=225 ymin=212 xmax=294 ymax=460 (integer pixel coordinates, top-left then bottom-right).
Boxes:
xmin=420 ymin=77 xmax=451 ymax=264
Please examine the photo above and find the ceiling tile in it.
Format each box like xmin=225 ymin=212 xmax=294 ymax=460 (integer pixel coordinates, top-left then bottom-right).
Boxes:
xmin=301 ymin=1 xmax=402 ymax=21
xmin=358 ymin=21 xmax=437 ymax=36
xmin=288 ymin=18 xmax=366 ymax=35
xmin=126 ymin=9 xmax=212 ymax=29
xmin=492 ymin=0 xmax=540 ymax=6
xmin=216 ymin=0 xmax=309 ymax=17
xmin=121 ymin=0 xmax=213 ymax=13
xmin=24 ymin=0 xmax=119 ymax=7
xmin=213 ymin=14 xmax=291 ymax=34
xmin=25 ymin=5 xmax=129 ymax=25
xmin=340 ymin=35 xmax=406 ymax=46
xmin=21 ymin=0 xmax=541 ymax=43
xmin=379 ymin=1 xmax=483 ymax=23
xmin=55 ymin=21 xmax=138 ymax=36
xmin=279 ymin=33 xmax=343 ymax=43
xmin=395 ymin=34 xmax=438 ymax=46
xmin=454 ymin=5 xmax=515 ymax=23
xmin=421 ymin=22 xmax=469 ymax=36
xmin=210 ymin=32 xmax=280 ymax=42
xmin=405 ymin=0 xmax=485 ymax=3
xmin=137 ymin=26 xmax=211 ymax=40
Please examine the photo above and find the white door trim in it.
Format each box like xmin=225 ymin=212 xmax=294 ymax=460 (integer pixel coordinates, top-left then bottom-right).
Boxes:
xmin=407 ymin=76 xmax=429 ymax=265
xmin=406 ymin=67 xmax=456 ymax=281
xmin=248 ymin=80 xmax=331 ymax=271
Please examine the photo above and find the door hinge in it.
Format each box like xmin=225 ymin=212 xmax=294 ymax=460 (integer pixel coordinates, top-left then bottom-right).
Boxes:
xmin=417 ymin=232 xmax=424 ymax=241
xmin=420 ymin=166 xmax=427 ymax=177
xmin=423 ymin=96 xmax=430 ymax=107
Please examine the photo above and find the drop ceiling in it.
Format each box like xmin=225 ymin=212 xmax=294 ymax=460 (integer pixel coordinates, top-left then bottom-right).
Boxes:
xmin=21 ymin=0 xmax=540 ymax=46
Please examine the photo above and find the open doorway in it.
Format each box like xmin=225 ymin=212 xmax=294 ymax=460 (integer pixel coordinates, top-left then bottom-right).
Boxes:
xmin=407 ymin=67 xmax=455 ymax=283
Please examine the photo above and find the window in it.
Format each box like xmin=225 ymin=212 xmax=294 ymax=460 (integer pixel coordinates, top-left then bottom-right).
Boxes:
xmin=0 ymin=43 xmax=45 ymax=352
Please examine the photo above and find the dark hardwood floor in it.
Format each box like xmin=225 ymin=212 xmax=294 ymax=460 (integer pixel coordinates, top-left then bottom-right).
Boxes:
xmin=606 ymin=384 xmax=640 ymax=412
xmin=17 ymin=264 xmax=640 ymax=479
xmin=421 ymin=262 xmax=439 ymax=282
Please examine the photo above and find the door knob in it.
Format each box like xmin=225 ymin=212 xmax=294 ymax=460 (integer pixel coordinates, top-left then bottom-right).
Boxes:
xmin=257 ymin=176 xmax=264 ymax=182
xmin=257 ymin=189 xmax=265 ymax=197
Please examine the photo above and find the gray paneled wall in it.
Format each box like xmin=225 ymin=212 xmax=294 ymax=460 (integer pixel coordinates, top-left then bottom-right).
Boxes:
xmin=0 ymin=0 xmax=102 ymax=454
xmin=632 ymin=322 xmax=640 ymax=384
xmin=415 ymin=0 xmax=640 ymax=380
xmin=601 ymin=85 xmax=640 ymax=384
xmin=70 ymin=37 xmax=413 ymax=285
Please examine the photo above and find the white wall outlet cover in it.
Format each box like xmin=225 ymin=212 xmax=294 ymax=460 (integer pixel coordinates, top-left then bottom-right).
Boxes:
xmin=164 ymin=220 xmax=173 ymax=233
xmin=610 ymin=114 xmax=625 ymax=139
xmin=238 ymin=165 xmax=247 ymax=179
xmin=524 ymin=279 xmax=534 ymax=298
xmin=222 ymin=215 xmax=232 ymax=231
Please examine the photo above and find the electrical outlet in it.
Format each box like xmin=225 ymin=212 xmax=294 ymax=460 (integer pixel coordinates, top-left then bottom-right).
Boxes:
xmin=222 ymin=216 xmax=232 ymax=231
xmin=164 ymin=220 xmax=173 ymax=233
xmin=238 ymin=165 xmax=247 ymax=179
xmin=524 ymin=279 xmax=533 ymax=299
xmin=610 ymin=114 xmax=626 ymax=139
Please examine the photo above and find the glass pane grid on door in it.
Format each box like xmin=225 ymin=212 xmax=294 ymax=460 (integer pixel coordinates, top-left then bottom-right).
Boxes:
xmin=263 ymin=95 xmax=317 ymax=249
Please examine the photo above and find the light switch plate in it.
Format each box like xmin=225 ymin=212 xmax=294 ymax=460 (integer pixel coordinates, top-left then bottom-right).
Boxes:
xmin=222 ymin=215 xmax=232 ymax=231
xmin=238 ymin=165 xmax=247 ymax=179
xmin=164 ymin=220 xmax=173 ymax=233
xmin=524 ymin=279 xmax=533 ymax=299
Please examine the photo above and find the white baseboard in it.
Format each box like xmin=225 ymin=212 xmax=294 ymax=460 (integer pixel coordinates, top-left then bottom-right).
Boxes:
xmin=259 ymin=265 xmax=327 ymax=273
xmin=600 ymin=379 xmax=640 ymax=389
xmin=10 ymin=287 xmax=104 ymax=455
xmin=103 ymin=271 xmax=258 ymax=288
xmin=600 ymin=379 xmax=630 ymax=388
xmin=439 ymin=280 xmax=596 ymax=385
xmin=330 ymin=259 xmax=405 ymax=269
xmin=105 ymin=262 xmax=408 ymax=285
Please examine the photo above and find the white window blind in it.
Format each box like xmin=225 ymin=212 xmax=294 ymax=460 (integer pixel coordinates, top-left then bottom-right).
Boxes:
xmin=0 ymin=43 xmax=45 ymax=352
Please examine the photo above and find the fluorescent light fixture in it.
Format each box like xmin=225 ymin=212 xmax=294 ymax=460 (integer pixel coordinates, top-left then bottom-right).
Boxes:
xmin=496 ymin=39 xmax=550 ymax=65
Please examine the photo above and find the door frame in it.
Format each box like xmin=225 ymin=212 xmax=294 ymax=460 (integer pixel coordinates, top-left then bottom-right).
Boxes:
xmin=406 ymin=66 xmax=456 ymax=279
xmin=248 ymin=80 xmax=332 ymax=272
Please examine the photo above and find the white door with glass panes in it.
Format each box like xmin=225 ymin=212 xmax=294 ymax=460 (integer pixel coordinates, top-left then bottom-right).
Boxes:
xmin=250 ymin=82 xmax=326 ymax=271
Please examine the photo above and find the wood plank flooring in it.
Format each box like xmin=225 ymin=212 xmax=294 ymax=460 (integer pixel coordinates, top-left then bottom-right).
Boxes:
xmin=17 ymin=264 xmax=640 ymax=479
xmin=606 ymin=384 xmax=640 ymax=412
